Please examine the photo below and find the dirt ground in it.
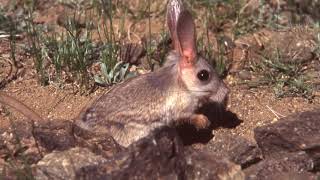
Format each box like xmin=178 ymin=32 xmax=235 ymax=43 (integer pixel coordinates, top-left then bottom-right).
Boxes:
xmin=2 ymin=56 xmax=319 ymax=142
xmin=0 ymin=0 xmax=319 ymax=143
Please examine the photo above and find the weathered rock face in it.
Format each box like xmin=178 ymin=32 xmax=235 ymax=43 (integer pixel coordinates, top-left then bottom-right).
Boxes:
xmin=33 ymin=147 xmax=107 ymax=180
xmin=72 ymin=123 xmax=124 ymax=158
xmin=0 ymin=120 xmax=41 ymax=164
xmin=76 ymin=127 xmax=186 ymax=180
xmin=245 ymin=110 xmax=320 ymax=179
xmin=244 ymin=152 xmax=316 ymax=180
xmin=0 ymin=119 xmax=122 ymax=178
xmin=33 ymin=120 xmax=77 ymax=152
xmin=184 ymin=149 xmax=244 ymax=180
xmin=248 ymin=171 xmax=318 ymax=180
xmin=254 ymin=110 xmax=320 ymax=169
xmin=228 ymin=27 xmax=318 ymax=74
xmin=205 ymin=133 xmax=263 ymax=168
xmin=76 ymin=127 xmax=244 ymax=180
xmin=33 ymin=120 xmax=123 ymax=158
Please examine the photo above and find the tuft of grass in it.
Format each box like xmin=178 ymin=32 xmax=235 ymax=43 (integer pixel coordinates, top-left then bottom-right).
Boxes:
xmin=94 ymin=61 xmax=133 ymax=86
xmin=37 ymin=7 xmax=101 ymax=89
xmin=43 ymin=29 xmax=95 ymax=89
xmin=248 ymin=49 xmax=314 ymax=100
xmin=24 ymin=0 xmax=49 ymax=85
xmin=93 ymin=0 xmax=137 ymax=86
xmin=22 ymin=0 xmax=136 ymax=91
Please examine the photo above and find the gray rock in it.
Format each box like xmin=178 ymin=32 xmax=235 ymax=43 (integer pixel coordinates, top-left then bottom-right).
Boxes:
xmin=246 ymin=110 xmax=320 ymax=179
xmin=267 ymin=172 xmax=318 ymax=180
xmin=76 ymin=127 xmax=186 ymax=180
xmin=33 ymin=147 xmax=107 ymax=180
xmin=0 ymin=120 xmax=41 ymax=164
xmin=33 ymin=120 xmax=76 ymax=152
xmin=76 ymin=127 xmax=245 ymax=180
xmin=206 ymin=133 xmax=263 ymax=168
xmin=247 ymin=171 xmax=318 ymax=180
xmin=244 ymin=151 xmax=315 ymax=180
xmin=4 ymin=109 xmax=320 ymax=179
xmin=0 ymin=120 xmax=121 ymax=179
xmin=185 ymin=149 xmax=245 ymax=180
xmin=72 ymin=124 xmax=123 ymax=158
xmin=238 ymin=70 xmax=252 ymax=80
xmin=33 ymin=120 xmax=123 ymax=158
xmin=254 ymin=110 xmax=320 ymax=170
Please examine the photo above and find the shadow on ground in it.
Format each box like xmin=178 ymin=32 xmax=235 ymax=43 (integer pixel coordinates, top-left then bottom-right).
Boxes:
xmin=176 ymin=103 xmax=242 ymax=145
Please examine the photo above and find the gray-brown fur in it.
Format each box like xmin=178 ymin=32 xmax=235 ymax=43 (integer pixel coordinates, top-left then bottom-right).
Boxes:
xmin=76 ymin=53 xmax=229 ymax=147
xmin=77 ymin=55 xmax=193 ymax=147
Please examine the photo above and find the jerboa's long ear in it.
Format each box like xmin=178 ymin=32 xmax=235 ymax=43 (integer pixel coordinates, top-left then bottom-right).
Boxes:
xmin=176 ymin=10 xmax=197 ymax=67
xmin=166 ymin=0 xmax=184 ymax=51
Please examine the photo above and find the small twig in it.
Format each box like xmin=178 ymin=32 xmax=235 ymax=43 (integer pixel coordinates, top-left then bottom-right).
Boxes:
xmin=248 ymin=90 xmax=286 ymax=119
xmin=266 ymin=105 xmax=285 ymax=119
xmin=0 ymin=34 xmax=23 ymax=39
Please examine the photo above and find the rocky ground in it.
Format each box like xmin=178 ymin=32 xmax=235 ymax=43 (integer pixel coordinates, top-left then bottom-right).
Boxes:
xmin=0 ymin=0 xmax=320 ymax=179
xmin=0 ymin=110 xmax=319 ymax=179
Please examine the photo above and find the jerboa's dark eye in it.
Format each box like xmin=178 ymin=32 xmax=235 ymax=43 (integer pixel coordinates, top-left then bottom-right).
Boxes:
xmin=197 ymin=70 xmax=210 ymax=81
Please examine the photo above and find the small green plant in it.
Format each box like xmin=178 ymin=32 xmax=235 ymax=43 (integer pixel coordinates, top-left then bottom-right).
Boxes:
xmin=249 ymin=49 xmax=314 ymax=100
xmin=50 ymin=35 xmax=91 ymax=84
xmin=25 ymin=1 xmax=49 ymax=85
xmin=22 ymin=0 xmax=133 ymax=90
xmin=25 ymin=11 xmax=98 ymax=89
xmin=94 ymin=61 xmax=134 ymax=86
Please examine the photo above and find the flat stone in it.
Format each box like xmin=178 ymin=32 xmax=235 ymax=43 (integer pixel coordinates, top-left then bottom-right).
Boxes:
xmin=206 ymin=133 xmax=263 ymax=168
xmin=185 ymin=148 xmax=245 ymax=180
xmin=0 ymin=120 xmax=41 ymax=164
xmin=34 ymin=120 xmax=123 ymax=158
xmin=76 ymin=127 xmax=245 ymax=180
xmin=33 ymin=147 xmax=107 ymax=180
xmin=72 ymin=124 xmax=123 ymax=158
xmin=33 ymin=120 xmax=76 ymax=152
xmin=247 ymin=171 xmax=318 ymax=180
xmin=76 ymin=127 xmax=186 ymax=180
xmin=249 ymin=110 xmax=320 ymax=179
xmin=254 ymin=110 xmax=320 ymax=160
xmin=244 ymin=151 xmax=316 ymax=180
